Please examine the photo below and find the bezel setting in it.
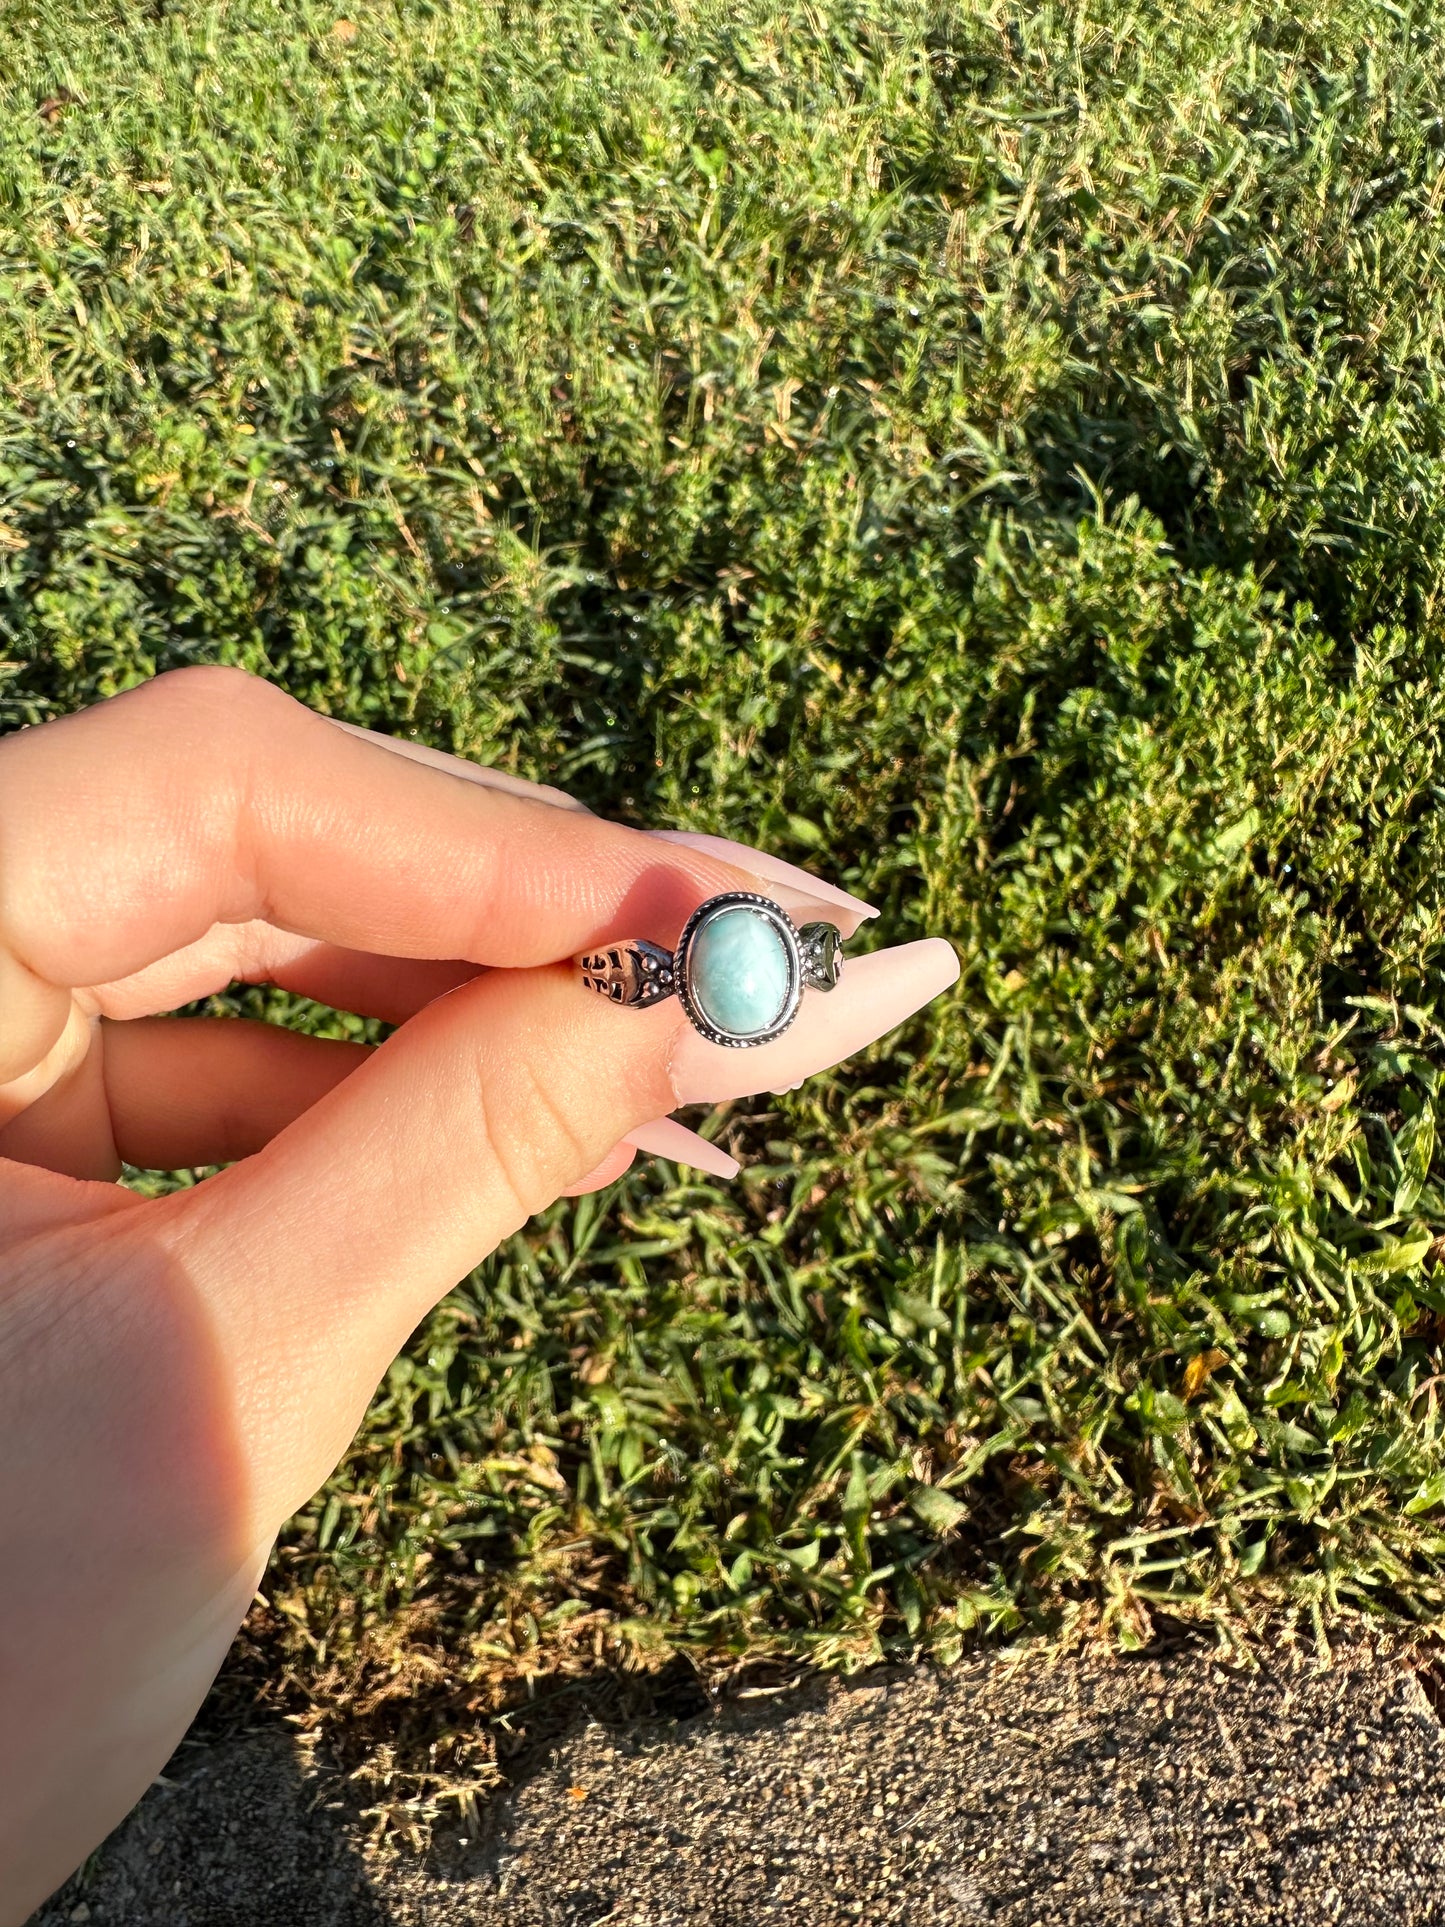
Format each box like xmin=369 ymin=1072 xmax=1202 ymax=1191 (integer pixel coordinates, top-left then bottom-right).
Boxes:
xmin=674 ymin=891 xmax=804 ymax=1048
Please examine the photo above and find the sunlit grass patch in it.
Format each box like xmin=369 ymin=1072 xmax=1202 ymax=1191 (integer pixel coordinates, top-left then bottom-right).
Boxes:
xmin=9 ymin=0 xmax=1445 ymax=1830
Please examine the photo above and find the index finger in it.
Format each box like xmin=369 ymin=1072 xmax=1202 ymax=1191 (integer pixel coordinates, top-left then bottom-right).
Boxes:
xmin=0 ymin=667 xmax=773 ymax=1082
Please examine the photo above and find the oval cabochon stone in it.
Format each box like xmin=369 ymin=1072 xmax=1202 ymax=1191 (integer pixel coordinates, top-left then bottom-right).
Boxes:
xmin=689 ymin=906 xmax=791 ymax=1037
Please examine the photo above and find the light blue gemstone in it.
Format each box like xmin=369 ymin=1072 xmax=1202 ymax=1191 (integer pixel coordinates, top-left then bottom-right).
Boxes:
xmin=690 ymin=907 xmax=792 ymax=1037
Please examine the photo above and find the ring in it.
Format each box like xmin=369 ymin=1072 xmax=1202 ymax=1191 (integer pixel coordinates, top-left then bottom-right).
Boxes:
xmin=576 ymin=890 xmax=845 ymax=1048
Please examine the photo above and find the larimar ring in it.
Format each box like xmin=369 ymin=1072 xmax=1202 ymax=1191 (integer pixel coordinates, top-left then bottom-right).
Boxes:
xmin=576 ymin=890 xmax=845 ymax=1048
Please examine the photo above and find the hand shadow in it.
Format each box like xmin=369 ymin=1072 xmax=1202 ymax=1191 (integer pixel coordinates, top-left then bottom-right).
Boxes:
xmin=25 ymin=1716 xmax=390 ymax=1927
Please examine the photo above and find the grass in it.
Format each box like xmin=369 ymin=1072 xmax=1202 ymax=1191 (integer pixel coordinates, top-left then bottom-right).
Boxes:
xmin=8 ymin=0 xmax=1445 ymax=1828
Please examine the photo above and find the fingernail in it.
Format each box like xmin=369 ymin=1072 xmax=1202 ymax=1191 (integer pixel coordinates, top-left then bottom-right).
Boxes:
xmin=668 ymin=937 xmax=960 ymax=1105
xmin=323 ymin=717 xmax=592 ymax=814
xmin=647 ymin=830 xmax=877 ymax=938
xmin=322 ymin=721 xmax=879 ymax=939
xmin=625 ymin=1114 xmax=740 ymax=1179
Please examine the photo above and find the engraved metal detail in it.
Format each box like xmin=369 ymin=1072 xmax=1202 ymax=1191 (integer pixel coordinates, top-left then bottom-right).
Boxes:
xmin=579 ymin=939 xmax=676 ymax=1008
xmin=798 ymin=920 xmax=844 ymax=992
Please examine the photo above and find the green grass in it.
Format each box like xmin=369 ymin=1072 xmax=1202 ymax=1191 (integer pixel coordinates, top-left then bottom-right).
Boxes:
xmin=9 ymin=0 xmax=1445 ymax=1820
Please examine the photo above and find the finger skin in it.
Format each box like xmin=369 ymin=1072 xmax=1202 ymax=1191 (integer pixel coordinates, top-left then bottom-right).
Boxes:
xmin=0 ymin=946 xmax=71 ymax=1095
xmin=0 ymin=665 xmax=779 ymax=1083
xmin=0 ymin=1018 xmax=367 ymax=1179
xmin=87 ymin=922 xmax=484 ymax=1027
xmin=0 ymin=1007 xmax=113 ymax=1179
xmin=559 ymin=1139 xmax=639 ymax=1194
xmin=2 ymin=1013 xmax=742 ymax=1188
xmin=0 ymin=996 xmax=97 ymax=1134
xmin=321 ymin=718 xmax=880 ymax=926
xmin=0 ymin=1156 xmax=143 ymax=1246
xmin=100 ymin=1018 xmax=371 ymax=1171
xmin=326 ymin=717 xmax=592 ymax=814
xmin=75 ymin=719 xmax=875 ymax=1034
xmin=266 ymin=945 xmax=482 ymax=1025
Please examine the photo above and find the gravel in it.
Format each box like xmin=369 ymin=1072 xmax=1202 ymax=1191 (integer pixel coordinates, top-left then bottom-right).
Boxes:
xmin=28 ymin=1641 xmax=1445 ymax=1925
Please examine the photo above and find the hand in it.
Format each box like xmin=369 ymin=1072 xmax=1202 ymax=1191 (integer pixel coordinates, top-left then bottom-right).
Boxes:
xmin=0 ymin=667 xmax=957 ymax=1922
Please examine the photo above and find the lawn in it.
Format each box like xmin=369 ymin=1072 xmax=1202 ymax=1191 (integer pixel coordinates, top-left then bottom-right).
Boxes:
xmin=7 ymin=0 xmax=1445 ymax=1826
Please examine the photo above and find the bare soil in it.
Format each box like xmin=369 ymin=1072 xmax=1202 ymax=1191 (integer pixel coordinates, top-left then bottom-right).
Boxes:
xmin=29 ymin=1641 xmax=1445 ymax=1926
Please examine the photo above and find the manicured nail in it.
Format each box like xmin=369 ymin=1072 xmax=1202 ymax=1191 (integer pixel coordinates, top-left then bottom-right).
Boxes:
xmin=648 ymin=829 xmax=877 ymax=937
xmin=324 ymin=718 xmax=591 ymax=813
xmin=668 ymin=938 xmax=959 ymax=1104
xmin=626 ymin=1115 xmax=740 ymax=1179
xmin=321 ymin=721 xmax=877 ymax=939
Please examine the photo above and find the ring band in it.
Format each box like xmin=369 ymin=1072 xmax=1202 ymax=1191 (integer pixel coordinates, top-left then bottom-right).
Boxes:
xmin=576 ymin=890 xmax=845 ymax=1048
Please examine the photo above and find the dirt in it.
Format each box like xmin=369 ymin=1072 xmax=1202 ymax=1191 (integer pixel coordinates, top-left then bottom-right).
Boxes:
xmin=27 ymin=1640 xmax=1445 ymax=1926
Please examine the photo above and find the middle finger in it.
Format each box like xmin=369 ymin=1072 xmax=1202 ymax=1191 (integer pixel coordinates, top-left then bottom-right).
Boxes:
xmin=87 ymin=920 xmax=483 ymax=1025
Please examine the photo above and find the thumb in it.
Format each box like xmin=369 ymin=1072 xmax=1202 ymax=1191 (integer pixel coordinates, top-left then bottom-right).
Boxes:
xmin=154 ymin=958 xmax=684 ymax=1536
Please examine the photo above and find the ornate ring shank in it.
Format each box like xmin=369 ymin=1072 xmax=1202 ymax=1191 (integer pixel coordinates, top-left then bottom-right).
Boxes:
xmin=578 ymin=939 xmax=677 ymax=1009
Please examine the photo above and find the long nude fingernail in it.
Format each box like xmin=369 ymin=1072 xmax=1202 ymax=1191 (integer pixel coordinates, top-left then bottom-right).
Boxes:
xmin=324 ymin=717 xmax=591 ymax=813
xmin=647 ymin=829 xmax=877 ymax=937
xmin=625 ymin=1115 xmax=740 ymax=1179
xmin=321 ymin=721 xmax=878 ymax=939
xmin=669 ymin=938 xmax=959 ymax=1105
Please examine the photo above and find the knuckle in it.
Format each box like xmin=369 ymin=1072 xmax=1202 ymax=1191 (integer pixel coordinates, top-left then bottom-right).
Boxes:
xmin=224 ymin=919 xmax=286 ymax=984
xmin=471 ymin=1102 xmax=533 ymax=1235
xmin=139 ymin=664 xmax=284 ymax=730
xmin=480 ymin=1050 xmax=596 ymax=1226
xmin=520 ymin=1054 xmax=596 ymax=1177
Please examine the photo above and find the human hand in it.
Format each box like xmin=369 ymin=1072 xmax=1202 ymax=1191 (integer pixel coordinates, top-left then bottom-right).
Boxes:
xmin=0 ymin=667 xmax=957 ymax=1922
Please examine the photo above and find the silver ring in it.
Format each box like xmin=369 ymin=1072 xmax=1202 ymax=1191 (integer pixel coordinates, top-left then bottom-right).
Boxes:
xmin=576 ymin=890 xmax=845 ymax=1048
